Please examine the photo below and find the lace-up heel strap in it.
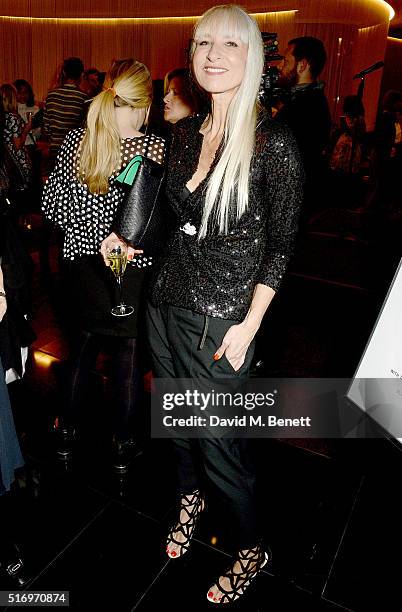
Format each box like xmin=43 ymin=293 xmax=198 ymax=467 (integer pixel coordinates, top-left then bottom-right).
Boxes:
xmin=207 ymin=546 xmax=269 ymax=604
xmin=166 ymin=490 xmax=205 ymax=559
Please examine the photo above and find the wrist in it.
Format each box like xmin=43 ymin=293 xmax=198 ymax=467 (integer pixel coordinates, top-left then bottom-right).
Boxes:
xmin=241 ymin=314 xmax=261 ymax=335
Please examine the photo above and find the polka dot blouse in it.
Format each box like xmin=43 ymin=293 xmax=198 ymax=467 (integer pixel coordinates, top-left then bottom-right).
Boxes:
xmin=41 ymin=128 xmax=165 ymax=265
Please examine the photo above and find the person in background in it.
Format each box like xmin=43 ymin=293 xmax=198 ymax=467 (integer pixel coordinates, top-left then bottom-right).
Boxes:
xmin=0 ymin=105 xmax=9 ymax=197
xmin=0 ymin=254 xmax=28 ymax=588
xmin=80 ymin=68 xmax=103 ymax=98
xmin=330 ymin=95 xmax=366 ymax=174
xmin=13 ymin=79 xmax=41 ymax=149
xmin=0 ymin=101 xmax=35 ymax=387
xmin=0 ymin=338 xmax=26 ymax=586
xmin=0 ymin=200 xmax=35 ymax=384
xmin=0 ymin=83 xmax=32 ymax=193
xmin=394 ymin=101 xmax=402 ymax=164
xmin=276 ymin=36 xmax=331 ymax=223
xmin=14 ymin=79 xmax=44 ymax=209
xmin=375 ymin=90 xmax=402 ymax=164
xmin=328 ymin=95 xmax=366 ymax=210
xmin=149 ymin=68 xmax=204 ymax=139
xmin=0 ymin=267 xmax=25 ymax=495
xmin=44 ymin=56 xmax=88 ymax=172
xmin=42 ymin=59 xmax=165 ymax=472
xmin=163 ymin=68 xmax=202 ymax=125
xmin=373 ymin=90 xmax=402 ymax=212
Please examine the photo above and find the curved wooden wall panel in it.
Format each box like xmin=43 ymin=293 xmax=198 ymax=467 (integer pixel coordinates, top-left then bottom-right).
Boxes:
xmin=0 ymin=1 xmax=394 ymax=128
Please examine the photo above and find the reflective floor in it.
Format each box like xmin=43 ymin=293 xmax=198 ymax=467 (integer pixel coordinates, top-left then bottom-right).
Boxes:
xmin=1 ymin=213 xmax=402 ymax=611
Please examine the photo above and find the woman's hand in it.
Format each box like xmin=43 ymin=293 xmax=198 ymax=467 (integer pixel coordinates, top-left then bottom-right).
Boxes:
xmin=0 ymin=295 xmax=7 ymax=323
xmin=214 ymin=284 xmax=276 ymax=370
xmin=214 ymin=321 xmax=258 ymax=372
xmin=100 ymin=232 xmax=143 ymax=266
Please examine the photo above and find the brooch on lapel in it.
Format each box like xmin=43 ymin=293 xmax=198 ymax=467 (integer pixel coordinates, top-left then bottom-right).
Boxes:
xmin=180 ymin=222 xmax=197 ymax=236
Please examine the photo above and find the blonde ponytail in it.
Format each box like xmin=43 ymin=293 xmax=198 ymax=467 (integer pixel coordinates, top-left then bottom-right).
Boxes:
xmin=77 ymin=59 xmax=152 ymax=194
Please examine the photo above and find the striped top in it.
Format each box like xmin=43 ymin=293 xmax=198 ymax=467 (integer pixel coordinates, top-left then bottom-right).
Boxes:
xmin=44 ymin=84 xmax=88 ymax=152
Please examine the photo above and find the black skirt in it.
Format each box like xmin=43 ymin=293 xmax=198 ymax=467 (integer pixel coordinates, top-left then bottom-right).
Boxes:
xmin=64 ymin=255 xmax=149 ymax=338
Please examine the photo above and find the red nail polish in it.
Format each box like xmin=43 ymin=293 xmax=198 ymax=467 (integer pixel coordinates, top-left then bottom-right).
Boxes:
xmin=213 ymin=354 xmax=220 ymax=361
xmin=171 ymin=550 xmax=176 ymax=557
xmin=208 ymin=592 xmax=214 ymax=598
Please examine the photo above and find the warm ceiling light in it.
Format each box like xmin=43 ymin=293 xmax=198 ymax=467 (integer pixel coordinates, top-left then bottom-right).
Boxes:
xmin=1 ymin=16 xmax=197 ymax=23
xmin=251 ymin=10 xmax=298 ymax=17
xmin=381 ymin=1 xmax=396 ymax=20
xmin=0 ymin=10 xmax=297 ymax=23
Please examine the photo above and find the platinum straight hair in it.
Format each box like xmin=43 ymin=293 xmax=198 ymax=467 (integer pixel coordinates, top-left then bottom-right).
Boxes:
xmin=191 ymin=5 xmax=264 ymax=238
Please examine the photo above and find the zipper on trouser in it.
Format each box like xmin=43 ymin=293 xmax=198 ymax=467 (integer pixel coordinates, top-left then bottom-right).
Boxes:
xmin=198 ymin=315 xmax=209 ymax=350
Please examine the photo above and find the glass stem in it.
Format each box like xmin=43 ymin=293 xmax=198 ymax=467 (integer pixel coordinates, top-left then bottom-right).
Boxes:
xmin=116 ymin=275 xmax=123 ymax=306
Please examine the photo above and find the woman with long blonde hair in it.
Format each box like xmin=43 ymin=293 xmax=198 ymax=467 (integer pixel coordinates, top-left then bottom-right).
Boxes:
xmin=103 ymin=5 xmax=303 ymax=604
xmin=42 ymin=59 xmax=165 ymax=469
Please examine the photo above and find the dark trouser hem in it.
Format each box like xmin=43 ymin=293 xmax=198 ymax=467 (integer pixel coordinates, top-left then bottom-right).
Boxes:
xmin=146 ymin=302 xmax=260 ymax=549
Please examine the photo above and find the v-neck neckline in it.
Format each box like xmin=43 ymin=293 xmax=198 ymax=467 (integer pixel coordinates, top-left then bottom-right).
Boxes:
xmin=184 ymin=121 xmax=223 ymax=196
xmin=185 ymin=129 xmax=205 ymax=195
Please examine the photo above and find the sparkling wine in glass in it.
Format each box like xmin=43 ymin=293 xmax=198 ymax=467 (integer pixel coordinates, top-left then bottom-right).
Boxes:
xmin=107 ymin=244 xmax=134 ymax=317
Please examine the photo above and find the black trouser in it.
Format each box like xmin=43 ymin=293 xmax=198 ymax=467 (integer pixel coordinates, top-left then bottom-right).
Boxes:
xmin=62 ymin=331 xmax=141 ymax=442
xmin=146 ymin=302 xmax=259 ymax=550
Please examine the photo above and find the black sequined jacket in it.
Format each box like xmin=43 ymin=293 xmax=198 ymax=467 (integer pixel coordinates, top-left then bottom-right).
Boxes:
xmin=150 ymin=111 xmax=304 ymax=320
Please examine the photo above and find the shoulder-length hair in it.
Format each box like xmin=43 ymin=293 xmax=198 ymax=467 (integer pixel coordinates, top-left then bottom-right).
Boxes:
xmin=0 ymin=83 xmax=18 ymax=113
xmin=13 ymin=79 xmax=35 ymax=107
xmin=190 ymin=4 xmax=264 ymax=238
xmin=77 ymin=59 xmax=152 ymax=195
xmin=164 ymin=68 xmax=203 ymax=114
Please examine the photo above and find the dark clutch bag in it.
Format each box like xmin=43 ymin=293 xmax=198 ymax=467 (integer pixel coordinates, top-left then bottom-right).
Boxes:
xmin=113 ymin=154 xmax=165 ymax=256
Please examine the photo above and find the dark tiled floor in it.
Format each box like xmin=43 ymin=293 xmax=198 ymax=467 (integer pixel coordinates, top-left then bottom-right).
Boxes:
xmin=1 ymin=214 xmax=402 ymax=610
xmin=29 ymin=502 xmax=168 ymax=611
xmin=323 ymin=453 xmax=402 ymax=611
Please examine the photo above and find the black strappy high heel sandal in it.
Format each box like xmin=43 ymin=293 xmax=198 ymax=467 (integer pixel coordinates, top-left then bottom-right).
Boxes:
xmin=206 ymin=545 xmax=269 ymax=604
xmin=166 ymin=489 xmax=205 ymax=559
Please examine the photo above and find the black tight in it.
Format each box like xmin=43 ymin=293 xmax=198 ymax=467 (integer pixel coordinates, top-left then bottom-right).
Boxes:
xmin=62 ymin=331 xmax=141 ymax=441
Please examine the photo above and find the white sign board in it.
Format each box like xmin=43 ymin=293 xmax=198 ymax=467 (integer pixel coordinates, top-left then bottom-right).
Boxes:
xmin=347 ymin=258 xmax=402 ymax=442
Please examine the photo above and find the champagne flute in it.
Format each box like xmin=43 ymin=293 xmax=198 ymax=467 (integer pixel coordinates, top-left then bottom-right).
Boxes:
xmin=26 ymin=111 xmax=35 ymax=143
xmin=26 ymin=111 xmax=33 ymax=129
xmin=106 ymin=243 xmax=134 ymax=317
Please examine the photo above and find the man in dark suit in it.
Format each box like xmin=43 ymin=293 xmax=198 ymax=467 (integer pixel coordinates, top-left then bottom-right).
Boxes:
xmin=276 ymin=36 xmax=332 ymax=224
